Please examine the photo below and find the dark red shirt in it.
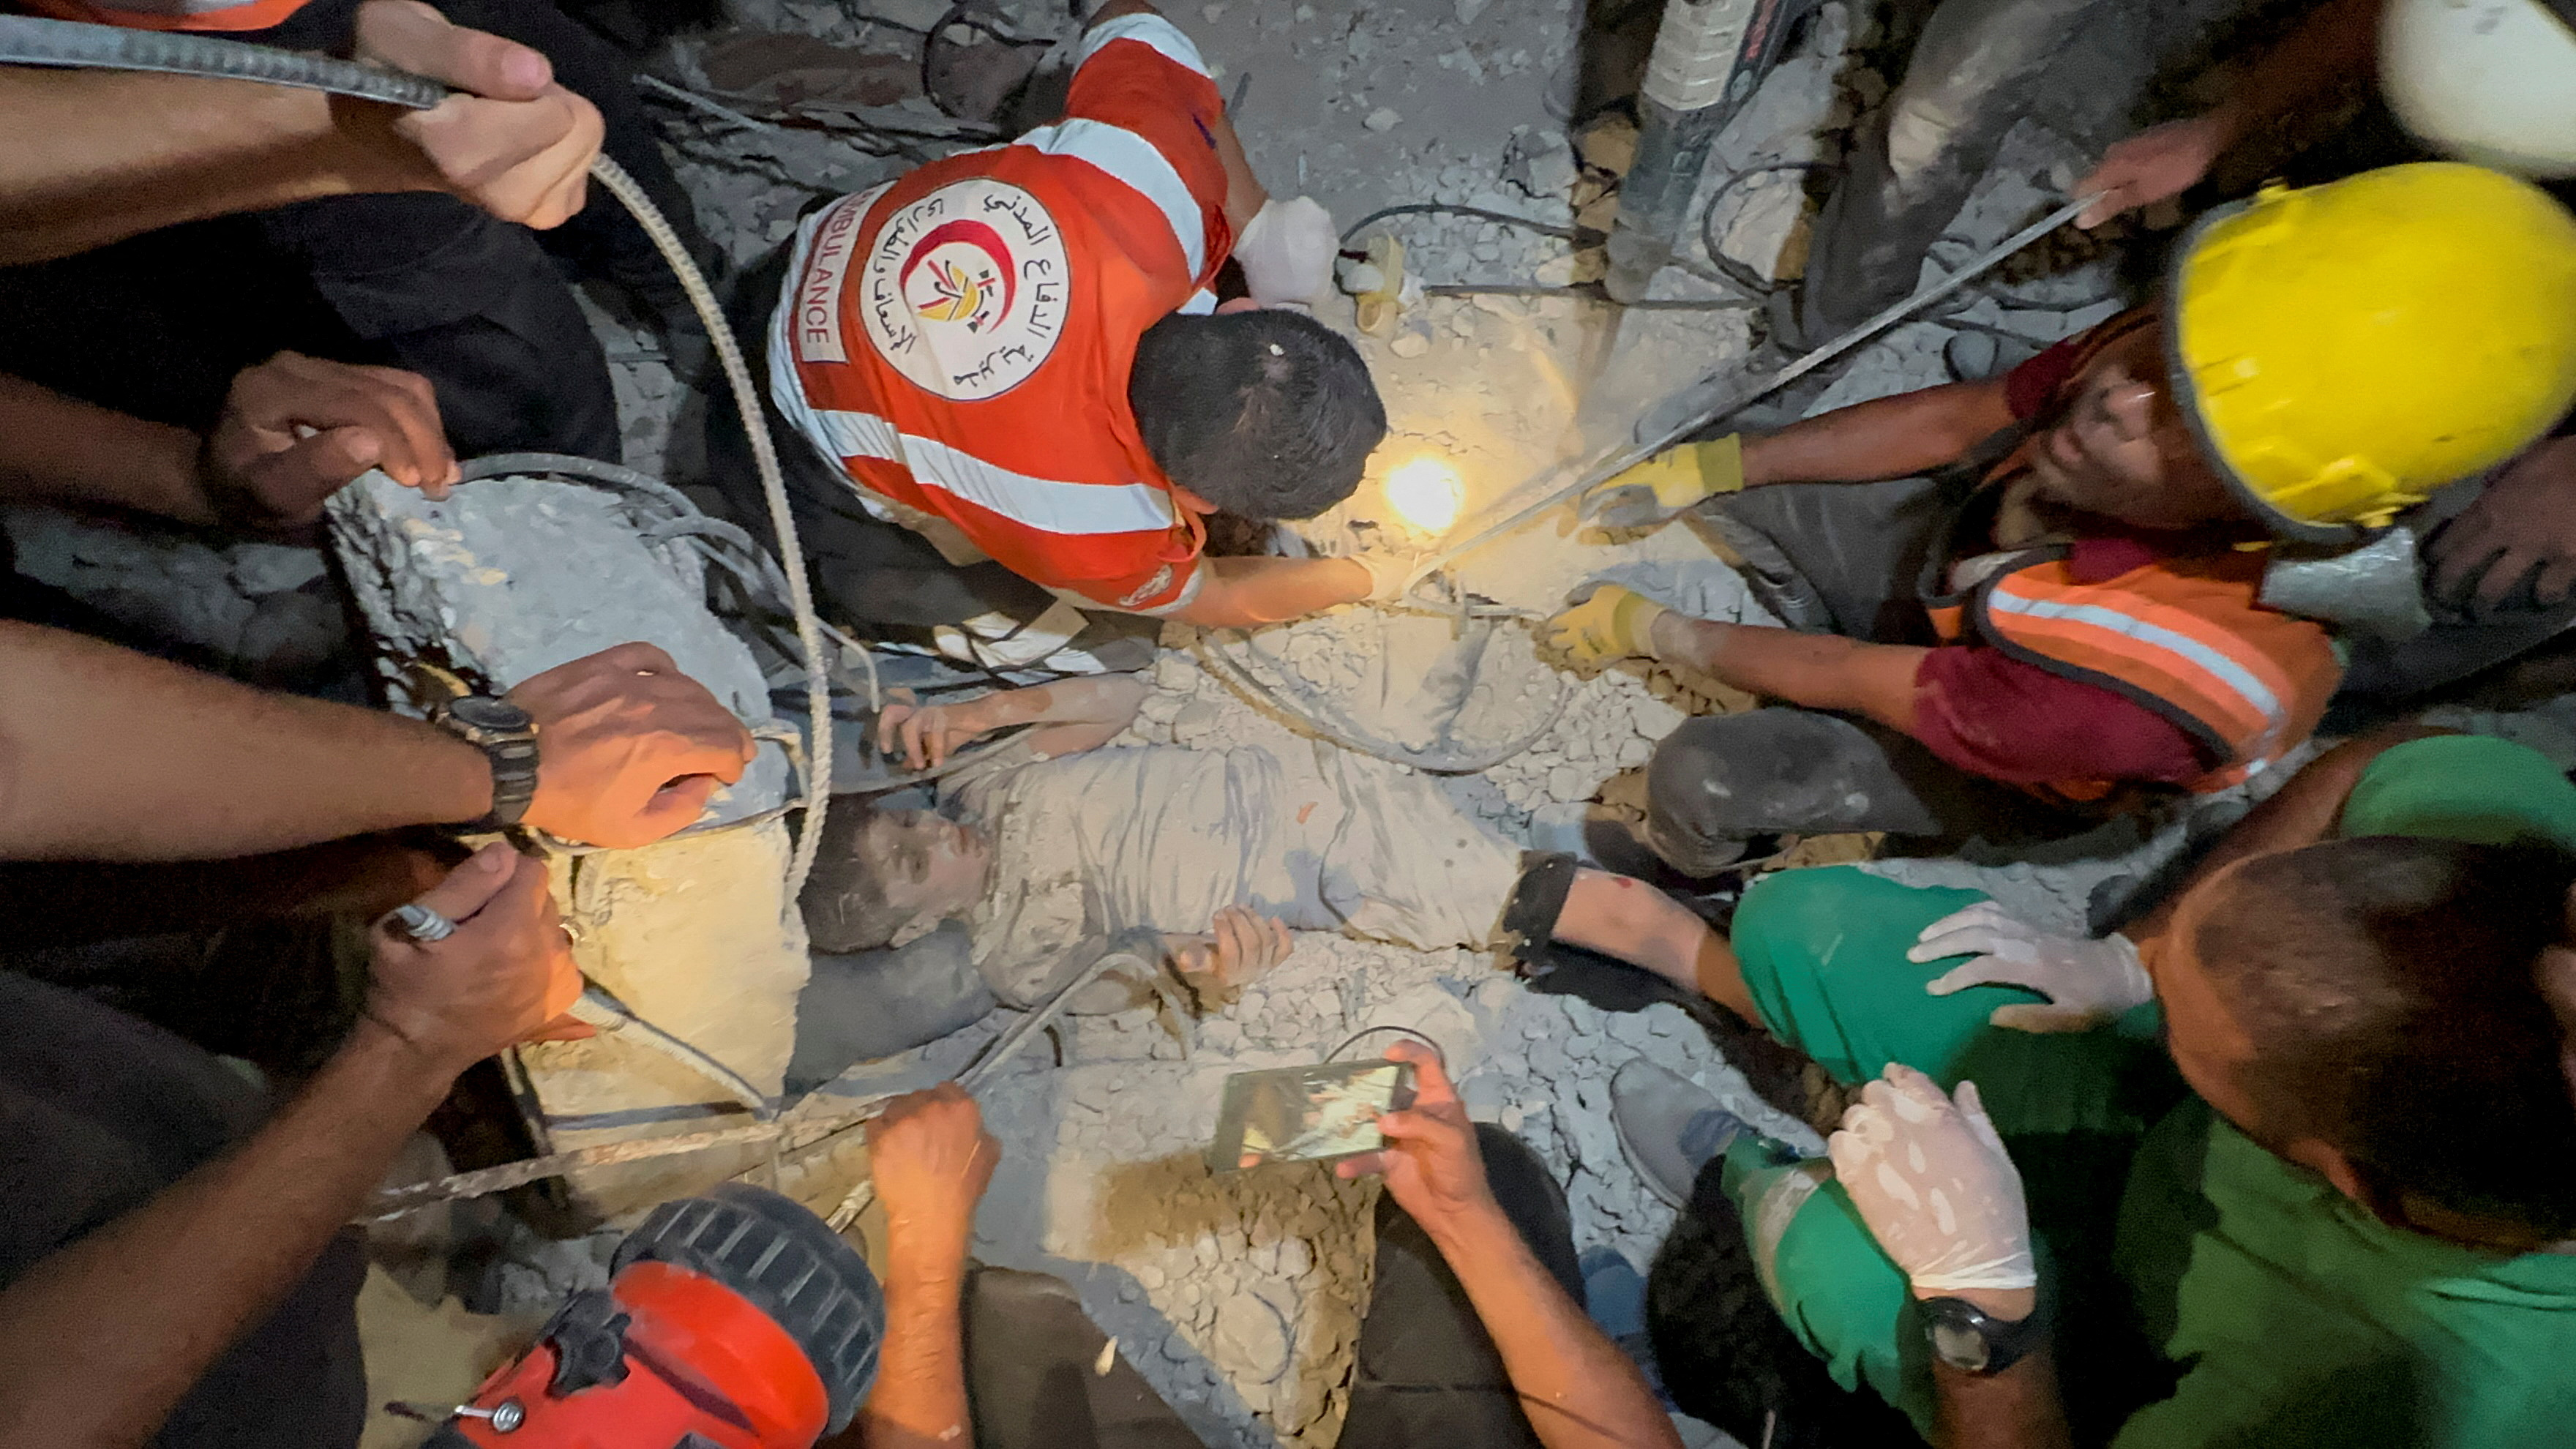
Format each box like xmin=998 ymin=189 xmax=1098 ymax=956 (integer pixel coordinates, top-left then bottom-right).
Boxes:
xmin=1904 ymin=326 xmax=2210 ymax=787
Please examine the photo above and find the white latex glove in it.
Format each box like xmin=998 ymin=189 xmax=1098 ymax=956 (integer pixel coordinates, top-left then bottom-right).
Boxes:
xmin=1829 ymin=1065 xmax=2035 ymax=1295
xmin=1908 ymin=902 xmax=2152 ymax=1033
xmin=1235 ymin=196 xmax=1338 ymax=304
xmin=1349 ymin=550 xmax=1418 ymax=602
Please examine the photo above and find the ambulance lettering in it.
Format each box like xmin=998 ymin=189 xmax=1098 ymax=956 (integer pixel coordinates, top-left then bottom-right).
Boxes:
xmin=861 ymin=179 xmax=1071 ymax=401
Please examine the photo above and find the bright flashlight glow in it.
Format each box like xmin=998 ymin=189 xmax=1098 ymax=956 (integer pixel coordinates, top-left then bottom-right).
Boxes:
xmin=1383 ymin=456 xmax=1464 ymax=535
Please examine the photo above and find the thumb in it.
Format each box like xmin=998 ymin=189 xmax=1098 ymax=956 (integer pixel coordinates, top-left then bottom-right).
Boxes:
xmin=357 ymin=0 xmax=551 ymax=99
xmin=276 ymin=425 xmax=388 ymax=493
xmin=1954 ymin=1079 xmax=2011 ymax=1158
xmin=624 ymin=775 xmax=719 ymax=839
xmin=1924 ymin=962 xmax=2004 ymax=997
xmin=1987 ymin=1002 xmax=2094 ymax=1034
xmin=400 ymin=842 xmax=521 ymax=925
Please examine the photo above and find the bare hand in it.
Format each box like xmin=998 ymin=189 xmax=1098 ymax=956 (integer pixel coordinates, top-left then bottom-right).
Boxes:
xmin=1336 ymin=1041 xmax=1497 ymax=1235
xmin=364 ymin=842 xmax=585 ymax=1075
xmin=866 ymin=1083 xmax=999 ymax=1279
xmin=200 ymin=351 xmax=458 ymax=528
xmin=1169 ymin=905 xmax=1293 ymax=990
xmin=2426 ymin=438 xmax=2576 ymax=618
xmin=877 ymin=691 xmax=996 ymax=771
xmin=509 ymin=643 xmax=758 ymax=848
xmin=353 ymin=0 xmax=604 ymax=228
xmin=2073 ymin=113 xmax=2232 ymax=228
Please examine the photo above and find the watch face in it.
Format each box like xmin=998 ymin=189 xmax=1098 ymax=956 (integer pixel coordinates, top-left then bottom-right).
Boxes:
xmin=448 ymin=695 xmax=533 ymax=733
xmin=1930 ymin=1315 xmax=1993 ymax=1373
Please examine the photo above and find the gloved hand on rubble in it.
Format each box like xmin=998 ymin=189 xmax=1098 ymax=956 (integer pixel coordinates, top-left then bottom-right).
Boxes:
xmin=1829 ymin=1064 xmax=2036 ymax=1299
xmin=1234 ymin=195 xmax=1340 ymax=305
xmin=1907 ymin=902 xmax=2153 ymax=1033
xmin=1583 ymin=435 xmax=1745 ymax=530
xmin=199 ymin=351 xmax=461 ymax=528
xmin=1540 ymin=583 xmax=1668 ymax=668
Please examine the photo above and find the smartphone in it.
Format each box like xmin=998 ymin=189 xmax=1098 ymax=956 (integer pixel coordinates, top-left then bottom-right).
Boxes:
xmin=1207 ymin=1060 xmax=1418 ymax=1172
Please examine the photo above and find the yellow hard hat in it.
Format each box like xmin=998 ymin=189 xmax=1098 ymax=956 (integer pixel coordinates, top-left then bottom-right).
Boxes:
xmin=2168 ymin=162 xmax=2576 ymax=542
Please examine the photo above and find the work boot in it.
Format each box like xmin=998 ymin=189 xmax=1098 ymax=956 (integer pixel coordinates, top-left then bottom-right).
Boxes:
xmin=1612 ymin=1057 xmax=1749 ymax=1209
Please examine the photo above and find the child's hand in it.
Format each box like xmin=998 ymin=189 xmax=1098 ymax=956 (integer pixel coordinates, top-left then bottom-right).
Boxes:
xmin=877 ymin=690 xmax=995 ymax=771
xmin=1169 ymin=906 xmax=1293 ymax=989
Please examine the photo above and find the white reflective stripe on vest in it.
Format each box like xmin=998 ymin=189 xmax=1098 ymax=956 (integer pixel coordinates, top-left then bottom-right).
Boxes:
xmin=1983 ymin=589 xmax=2289 ymax=748
xmin=803 ymin=409 xmax=1177 ymax=537
xmin=1014 ymin=119 xmax=1208 ymax=279
xmin=1075 ymin=12 xmax=1213 ymax=78
xmin=769 ymin=285 xmax=1174 ymax=536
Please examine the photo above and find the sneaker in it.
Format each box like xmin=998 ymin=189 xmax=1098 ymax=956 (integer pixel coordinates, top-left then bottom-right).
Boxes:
xmin=1612 ymin=1058 xmax=1746 ymax=1209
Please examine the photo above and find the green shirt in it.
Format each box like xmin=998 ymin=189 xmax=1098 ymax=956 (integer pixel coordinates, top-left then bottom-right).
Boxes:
xmin=2108 ymin=734 xmax=2576 ymax=1449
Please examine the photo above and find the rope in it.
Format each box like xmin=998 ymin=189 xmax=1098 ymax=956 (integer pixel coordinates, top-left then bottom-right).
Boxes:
xmin=1407 ymin=195 xmax=2100 ymax=582
xmin=583 ymin=156 xmax=834 ymax=905
xmin=0 ymin=19 xmax=836 ymax=908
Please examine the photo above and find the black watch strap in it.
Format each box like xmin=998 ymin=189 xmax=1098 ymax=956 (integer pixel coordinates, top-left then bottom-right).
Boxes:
xmin=434 ymin=695 xmax=540 ymax=830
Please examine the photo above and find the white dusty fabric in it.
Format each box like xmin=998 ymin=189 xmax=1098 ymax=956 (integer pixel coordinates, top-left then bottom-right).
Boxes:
xmin=950 ymin=741 xmax=1522 ymax=1005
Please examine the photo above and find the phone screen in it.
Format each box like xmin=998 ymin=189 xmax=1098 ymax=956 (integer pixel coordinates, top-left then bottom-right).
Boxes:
xmin=1207 ymin=1060 xmax=1418 ymax=1172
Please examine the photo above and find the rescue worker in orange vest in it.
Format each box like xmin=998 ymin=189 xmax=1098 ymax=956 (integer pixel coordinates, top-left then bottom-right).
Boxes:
xmin=737 ymin=0 xmax=1396 ymax=675
xmin=1542 ymin=162 xmax=2576 ymax=876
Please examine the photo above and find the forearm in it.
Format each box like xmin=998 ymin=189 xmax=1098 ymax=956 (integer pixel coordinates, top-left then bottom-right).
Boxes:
xmin=1741 ymin=381 xmax=2014 ymax=487
xmin=0 ymin=375 xmax=212 ymax=523
xmin=0 ymin=1021 xmax=453 ymax=1445
xmin=1164 ymin=556 xmax=1369 ymax=627
xmin=1426 ymin=1207 xmax=1683 ymax=1449
xmin=1931 ymin=1347 xmax=2073 ymax=1449
xmin=1647 ymin=613 xmax=1928 ymax=734
xmin=0 ymin=70 xmax=435 ymax=266
xmin=2123 ymin=724 xmax=2449 ymax=948
xmin=2206 ymin=0 xmax=2380 ymax=145
xmin=0 ymin=621 xmax=493 ymax=861
xmin=856 ymin=1258 xmax=972 ymax=1449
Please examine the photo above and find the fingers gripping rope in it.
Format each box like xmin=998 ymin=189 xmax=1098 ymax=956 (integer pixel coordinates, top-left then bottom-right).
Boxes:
xmin=0 ymin=18 xmax=834 ymax=905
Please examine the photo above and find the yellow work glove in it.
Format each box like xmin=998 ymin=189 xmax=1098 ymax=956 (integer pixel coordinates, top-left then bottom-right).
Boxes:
xmin=1584 ymin=434 xmax=1746 ymax=529
xmin=1542 ymin=584 xmax=1668 ymax=667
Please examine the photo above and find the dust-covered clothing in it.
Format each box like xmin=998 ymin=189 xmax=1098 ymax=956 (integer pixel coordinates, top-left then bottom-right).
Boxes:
xmin=948 ymin=741 xmax=1521 ymax=1006
xmin=769 ymin=14 xmax=1232 ymax=615
xmin=1708 ymin=733 xmax=2576 ymax=1444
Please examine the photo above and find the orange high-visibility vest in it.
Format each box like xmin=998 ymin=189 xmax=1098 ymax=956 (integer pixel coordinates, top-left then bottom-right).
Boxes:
xmin=1926 ymin=547 xmax=2341 ymax=798
xmin=21 ymin=0 xmax=311 ymax=31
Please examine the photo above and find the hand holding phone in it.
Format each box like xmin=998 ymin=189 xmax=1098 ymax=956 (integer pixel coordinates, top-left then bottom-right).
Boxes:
xmin=1208 ymin=1060 xmax=1416 ymax=1172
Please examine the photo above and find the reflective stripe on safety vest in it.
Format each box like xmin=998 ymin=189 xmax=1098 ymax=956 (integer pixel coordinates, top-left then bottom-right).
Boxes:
xmin=20 ymin=0 xmax=312 ymax=31
xmin=1937 ymin=549 xmax=2342 ymax=795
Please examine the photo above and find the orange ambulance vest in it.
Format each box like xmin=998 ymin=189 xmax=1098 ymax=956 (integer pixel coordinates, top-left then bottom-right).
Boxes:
xmin=769 ymin=14 xmax=1232 ymax=614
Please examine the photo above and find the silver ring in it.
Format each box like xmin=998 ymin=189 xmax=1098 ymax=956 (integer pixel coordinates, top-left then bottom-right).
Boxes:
xmin=388 ymin=903 xmax=458 ymax=943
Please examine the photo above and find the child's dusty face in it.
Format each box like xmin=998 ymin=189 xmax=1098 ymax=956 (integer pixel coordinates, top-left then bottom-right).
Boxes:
xmin=2025 ymin=323 xmax=2246 ymax=533
xmin=862 ymin=809 xmax=992 ymax=924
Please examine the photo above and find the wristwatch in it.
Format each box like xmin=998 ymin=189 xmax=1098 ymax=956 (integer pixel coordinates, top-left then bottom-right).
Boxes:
xmin=1921 ymin=1296 xmax=2048 ymax=1375
xmin=433 ymin=694 xmax=540 ymax=830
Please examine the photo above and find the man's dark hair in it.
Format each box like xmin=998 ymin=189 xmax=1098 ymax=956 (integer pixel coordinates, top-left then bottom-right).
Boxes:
xmin=1128 ymin=308 xmax=1386 ymax=520
xmin=2193 ymin=836 xmax=2576 ymax=1237
xmin=798 ymin=796 xmax=911 ymax=954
